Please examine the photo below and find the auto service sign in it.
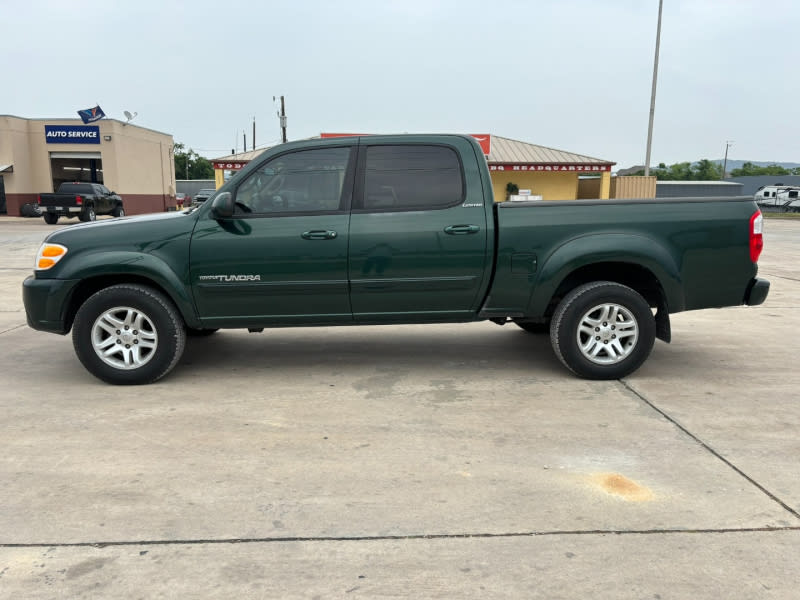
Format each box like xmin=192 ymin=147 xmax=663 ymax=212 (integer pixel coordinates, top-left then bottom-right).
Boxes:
xmin=45 ymin=125 xmax=100 ymax=144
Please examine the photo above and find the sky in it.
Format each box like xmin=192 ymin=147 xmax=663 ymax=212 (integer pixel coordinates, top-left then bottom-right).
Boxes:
xmin=3 ymin=0 xmax=798 ymax=169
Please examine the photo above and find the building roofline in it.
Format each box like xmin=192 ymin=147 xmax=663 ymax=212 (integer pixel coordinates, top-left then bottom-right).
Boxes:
xmin=0 ymin=114 xmax=173 ymax=138
xmin=490 ymin=133 xmax=615 ymax=165
xmin=657 ymin=180 xmax=743 ymax=185
xmin=210 ymin=132 xmax=618 ymax=166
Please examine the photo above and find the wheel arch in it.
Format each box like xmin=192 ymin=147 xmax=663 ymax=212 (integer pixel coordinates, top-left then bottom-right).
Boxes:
xmin=549 ymin=263 xmax=671 ymax=342
xmin=58 ymin=254 xmax=201 ymax=332
xmin=525 ymin=234 xmax=682 ymax=342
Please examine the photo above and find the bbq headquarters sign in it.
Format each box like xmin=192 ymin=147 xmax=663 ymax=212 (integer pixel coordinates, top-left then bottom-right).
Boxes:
xmin=489 ymin=164 xmax=611 ymax=172
xmin=44 ymin=125 xmax=100 ymax=144
xmin=212 ymin=161 xmax=248 ymax=170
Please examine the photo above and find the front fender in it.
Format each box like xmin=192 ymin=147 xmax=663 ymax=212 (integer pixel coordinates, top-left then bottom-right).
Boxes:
xmin=54 ymin=251 xmax=200 ymax=328
xmin=526 ymin=233 xmax=685 ymax=316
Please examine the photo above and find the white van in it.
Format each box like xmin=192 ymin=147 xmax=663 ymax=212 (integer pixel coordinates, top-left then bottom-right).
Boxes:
xmin=755 ymin=184 xmax=800 ymax=211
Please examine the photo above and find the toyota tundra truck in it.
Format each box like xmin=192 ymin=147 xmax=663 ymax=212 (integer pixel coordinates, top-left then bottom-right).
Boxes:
xmin=22 ymin=134 xmax=770 ymax=384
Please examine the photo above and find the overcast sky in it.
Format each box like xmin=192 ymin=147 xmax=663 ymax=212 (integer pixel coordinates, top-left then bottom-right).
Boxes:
xmin=3 ymin=0 xmax=798 ymax=168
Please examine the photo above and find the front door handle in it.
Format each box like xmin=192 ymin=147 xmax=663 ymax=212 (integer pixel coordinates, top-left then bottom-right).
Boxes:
xmin=301 ymin=230 xmax=338 ymax=240
xmin=444 ymin=224 xmax=480 ymax=235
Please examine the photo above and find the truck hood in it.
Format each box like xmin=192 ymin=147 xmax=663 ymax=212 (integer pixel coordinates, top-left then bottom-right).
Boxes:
xmin=45 ymin=211 xmax=197 ymax=260
xmin=45 ymin=211 xmax=197 ymax=247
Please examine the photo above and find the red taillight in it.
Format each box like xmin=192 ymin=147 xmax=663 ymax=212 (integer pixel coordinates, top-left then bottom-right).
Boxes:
xmin=37 ymin=195 xmax=41 ymax=204
xmin=75 ymin=195 xmax=82 ymax=205
xmin=749 ymin=211 xmax=763 ymax=263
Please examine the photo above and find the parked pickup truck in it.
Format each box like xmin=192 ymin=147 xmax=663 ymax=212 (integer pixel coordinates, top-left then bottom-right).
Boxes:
xmin=38 ymin=182 xmax=125 ymax=224
xmin=23 ymin=134 xmax=769 ymax=385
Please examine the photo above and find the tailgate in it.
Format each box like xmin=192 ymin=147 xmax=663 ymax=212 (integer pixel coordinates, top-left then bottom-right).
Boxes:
xmin=39 ymin=194 xmax=79 ymax=207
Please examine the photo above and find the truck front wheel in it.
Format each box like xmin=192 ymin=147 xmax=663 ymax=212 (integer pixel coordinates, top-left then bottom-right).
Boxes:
xmin=550 ymin=281 xmax=655 ymax=380
xmin=72 ymin=284 xmax=187 ymax=385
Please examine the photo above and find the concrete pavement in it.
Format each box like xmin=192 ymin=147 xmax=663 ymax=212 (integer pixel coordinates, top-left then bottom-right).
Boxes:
xmin=1 ymin=216 xmax=798 ymax=598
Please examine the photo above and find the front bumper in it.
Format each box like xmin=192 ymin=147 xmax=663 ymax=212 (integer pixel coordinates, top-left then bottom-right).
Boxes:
xmin=22 ymin=276 xmax=80 ymax=334
xmin=745 ymin=277 xmax=770 ymax=306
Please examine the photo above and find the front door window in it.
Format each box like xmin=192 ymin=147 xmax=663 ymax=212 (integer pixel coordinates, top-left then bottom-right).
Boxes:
xmin=234 ymin=147 xmax=351 ymax=216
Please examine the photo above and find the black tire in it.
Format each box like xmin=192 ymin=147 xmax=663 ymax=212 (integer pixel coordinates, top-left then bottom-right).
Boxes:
xmin=550 ymin=281 xmax=655 ymax=380
xmin=79 ymin=207 xmax=97 ymax=222
xmin=72 ymin=284 xmax=186 ymax=385
xmin=20 ymin=203 xmax=41 ymax=217
xmin=112 ymin=204 xmax=125 ymax=218
xmin=43 ymin=212 xmax=59 ymax=225
xmin=186 ymin=327 xmax=219 ymax=337
xmin=515 ymin=321 xmax=550 ymax=334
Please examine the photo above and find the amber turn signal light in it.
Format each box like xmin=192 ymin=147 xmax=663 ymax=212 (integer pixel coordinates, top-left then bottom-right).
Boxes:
xmin=35 ymin=243 xmax=68 ymax=270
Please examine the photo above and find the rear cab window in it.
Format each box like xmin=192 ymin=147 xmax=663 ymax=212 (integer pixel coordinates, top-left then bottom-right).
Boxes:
xmin=58 ymin=183 xmax=95 ymax=195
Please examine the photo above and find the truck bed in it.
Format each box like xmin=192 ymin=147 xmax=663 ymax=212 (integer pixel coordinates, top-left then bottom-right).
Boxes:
xmin=485 ymin=196 xmax=760 ymax=318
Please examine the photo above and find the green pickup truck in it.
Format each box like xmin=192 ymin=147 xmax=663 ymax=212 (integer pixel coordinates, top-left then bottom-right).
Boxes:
xmin=23 ymin=134 xmax=769 ymax=385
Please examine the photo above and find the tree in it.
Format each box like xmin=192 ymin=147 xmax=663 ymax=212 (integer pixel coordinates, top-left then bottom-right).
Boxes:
xmin=729 ymin=162 xmax=791 ymax=177
xmin=694 ymin=159 xmax=723 ymax=180
xmin=173 ymin=143 xmax=214 ymax=180
xmin=632 ymin=160 xmax=722 ymax=180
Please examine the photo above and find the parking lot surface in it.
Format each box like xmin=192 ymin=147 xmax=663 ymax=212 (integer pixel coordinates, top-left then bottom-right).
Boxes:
xmin=1 ymin=216 xmax=799 ymax=598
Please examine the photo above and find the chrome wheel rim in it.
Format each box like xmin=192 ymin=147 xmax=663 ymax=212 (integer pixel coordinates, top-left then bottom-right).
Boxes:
xmin=91 ymin=306 xmax=158 ymax=370
xmin=576 ymin=303 xmax=639 ymax=365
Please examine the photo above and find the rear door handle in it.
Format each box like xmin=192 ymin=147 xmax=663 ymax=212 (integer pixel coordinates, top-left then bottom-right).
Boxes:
xmin=301 ymin=230 xmax=338 ymax=240
xmin=444 ymin=224 xmax=480 ymax=235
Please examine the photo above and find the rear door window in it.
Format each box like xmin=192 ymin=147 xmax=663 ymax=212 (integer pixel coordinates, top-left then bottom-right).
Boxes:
xmin=361 ymin=145 xmax=464 ymax=211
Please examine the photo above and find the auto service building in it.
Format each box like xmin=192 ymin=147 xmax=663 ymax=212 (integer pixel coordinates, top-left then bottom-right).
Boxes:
xmin=0 ymin=115 xmax=176 ymax=216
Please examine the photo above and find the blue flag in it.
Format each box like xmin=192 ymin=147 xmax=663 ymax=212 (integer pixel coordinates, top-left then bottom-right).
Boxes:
xmin=77 ymin=105 xmax=105 ymax=124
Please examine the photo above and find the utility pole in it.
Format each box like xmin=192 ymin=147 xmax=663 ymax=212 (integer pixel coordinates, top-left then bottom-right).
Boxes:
xmin=644 ymin=0 xmax=663 ymax=177
xmin=279 ymin=96 xmax=287 ymax=143
xmin=252 ymin=117 xmax=256 ymax=151
xmin=243 ymin=131 xmax=247 ymax=153
xmin=721 ymin=141 xmax=733 ymax=179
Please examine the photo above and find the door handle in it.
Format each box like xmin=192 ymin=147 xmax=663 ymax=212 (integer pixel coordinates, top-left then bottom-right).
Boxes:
xmin=301 ymin=230 xmax=338 ymax=240
xmin=444 ymin=224 xmax=480 ymax=235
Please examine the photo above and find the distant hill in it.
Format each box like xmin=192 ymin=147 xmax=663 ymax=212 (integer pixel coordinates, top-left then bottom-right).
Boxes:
xmin=618 ymin=159 xmax=800 ymax=176
xmin=714 ymin=159 xmax=800 ymax=170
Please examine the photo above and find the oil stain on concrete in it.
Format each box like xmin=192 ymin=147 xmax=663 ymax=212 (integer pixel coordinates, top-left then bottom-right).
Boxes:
xmin=590 ymin=473 xmax=654 ymax=502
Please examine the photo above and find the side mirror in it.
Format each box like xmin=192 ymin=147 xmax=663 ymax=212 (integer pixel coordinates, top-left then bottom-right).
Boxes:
xmin=210 ymin=192 xmax=234 ymax=219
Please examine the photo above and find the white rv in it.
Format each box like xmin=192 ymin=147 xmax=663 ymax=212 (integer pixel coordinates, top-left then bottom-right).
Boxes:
xmin=755 ymin=184 xmax=800 ymax=212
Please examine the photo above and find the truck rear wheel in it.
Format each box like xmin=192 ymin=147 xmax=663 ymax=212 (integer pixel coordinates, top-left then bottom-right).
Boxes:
xmin=550 ymin=281 xmax=655 ymax=380
xmin=79 ymin=207 xmax=97 ymax=222
xmin=43 ymin=213 xmax=59 ymax=225
xmin=72 ymin=284 xmax=186 ymax=385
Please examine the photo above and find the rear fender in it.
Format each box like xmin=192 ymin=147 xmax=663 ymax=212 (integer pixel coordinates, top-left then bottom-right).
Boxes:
xmin=526 ymin=233 xmax=684 ymax=318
